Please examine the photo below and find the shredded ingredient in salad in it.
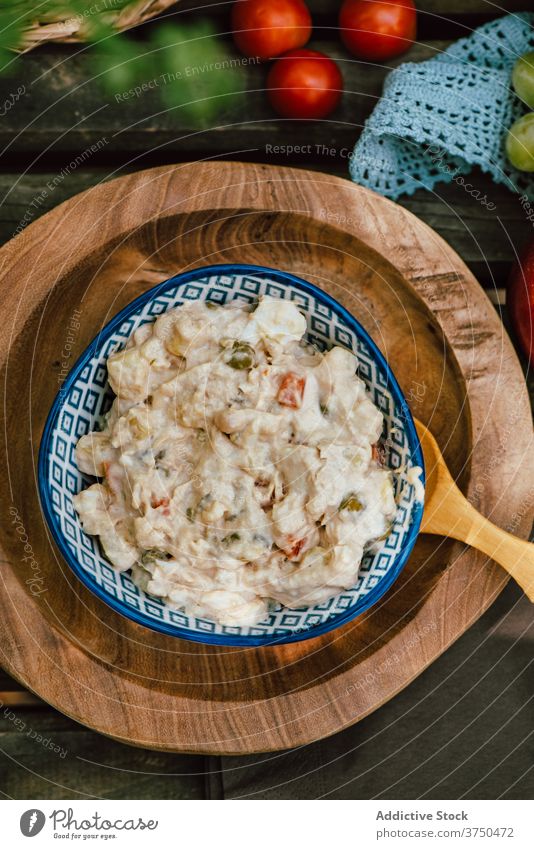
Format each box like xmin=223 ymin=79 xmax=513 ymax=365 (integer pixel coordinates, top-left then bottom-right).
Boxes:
xmin=73 ymin=296 xmax=397 ymax=626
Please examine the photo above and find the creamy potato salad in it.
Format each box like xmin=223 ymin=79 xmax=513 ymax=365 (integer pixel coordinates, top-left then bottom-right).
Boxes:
xmin=73 ymin=295 xmax=396 ymax=626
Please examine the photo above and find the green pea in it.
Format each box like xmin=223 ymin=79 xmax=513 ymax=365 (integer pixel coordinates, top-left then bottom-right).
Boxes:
xmin=226 ymin=341 xmax=255 ymax=370
xmin=339 ymin=494 xmax=363 ymax=512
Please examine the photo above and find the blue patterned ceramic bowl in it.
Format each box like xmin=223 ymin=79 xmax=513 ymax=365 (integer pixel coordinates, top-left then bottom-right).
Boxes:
xmin=38 ymin=264 xmax=424 ymax=646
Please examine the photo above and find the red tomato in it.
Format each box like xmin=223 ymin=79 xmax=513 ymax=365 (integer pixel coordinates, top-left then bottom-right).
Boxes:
xmin=508 ymin=239 xmax=534 ymax=365
xmin=232 ymin=0 xmax=312 ymax=60
xmin=267 ymin=50 xmax=343 ymax=119
xmin=277 ymin=372 xmax=306 ymax=407
xmin=339 ymin=0 xmax=416 ymax=61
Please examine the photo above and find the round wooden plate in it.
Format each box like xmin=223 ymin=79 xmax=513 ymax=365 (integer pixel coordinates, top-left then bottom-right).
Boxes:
xmin=0 ymin=162 xmax=532 ymax=754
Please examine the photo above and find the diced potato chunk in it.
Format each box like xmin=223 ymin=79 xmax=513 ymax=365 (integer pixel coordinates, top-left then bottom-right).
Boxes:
xmin=75 ymin=432 xmax=114 ymax=476
xmin=107 ymin=347 xmax=150 ymax=401
xmin=243 ymin=296 xmax=307 ymax=344
xmin=72 ymin=484 xmax=110 ymax=534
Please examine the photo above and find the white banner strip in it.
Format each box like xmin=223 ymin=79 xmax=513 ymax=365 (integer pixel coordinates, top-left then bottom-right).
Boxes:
xmin=2 ymin=800 xmax=533 ymax=848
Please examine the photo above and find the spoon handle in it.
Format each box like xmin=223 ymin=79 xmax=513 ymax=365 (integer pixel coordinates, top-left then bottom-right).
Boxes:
xmin=415 ymin=419 xmax=534 ymax=600
xmin=463 ymin=511 xmax=534 ymax=601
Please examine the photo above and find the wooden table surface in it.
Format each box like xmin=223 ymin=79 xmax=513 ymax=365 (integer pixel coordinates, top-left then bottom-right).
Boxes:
xmin=1 ymin=0 xmax=533 ymax=799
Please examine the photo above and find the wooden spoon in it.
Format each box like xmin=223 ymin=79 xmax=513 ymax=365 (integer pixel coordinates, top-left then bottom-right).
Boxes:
xmin=415 ymin=419 xmax=534 ymax=601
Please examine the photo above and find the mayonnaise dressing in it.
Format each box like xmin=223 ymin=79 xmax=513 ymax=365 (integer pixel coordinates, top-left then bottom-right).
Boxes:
xmin=73 ymin=296 xmax=397 ymax=626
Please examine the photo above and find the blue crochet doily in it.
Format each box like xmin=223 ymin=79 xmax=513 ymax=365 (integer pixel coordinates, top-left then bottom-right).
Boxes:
xmin=349 ymin=12 xmax=534 ymax=200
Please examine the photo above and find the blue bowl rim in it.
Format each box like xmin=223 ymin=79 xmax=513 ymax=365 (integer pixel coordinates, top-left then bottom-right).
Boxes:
xmin=38 ymin=262 xmax=425 ymax=647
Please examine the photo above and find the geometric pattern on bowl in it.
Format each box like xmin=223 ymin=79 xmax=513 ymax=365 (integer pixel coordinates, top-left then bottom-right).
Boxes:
xmin=39 ymin=264 xmax=425 ymax=646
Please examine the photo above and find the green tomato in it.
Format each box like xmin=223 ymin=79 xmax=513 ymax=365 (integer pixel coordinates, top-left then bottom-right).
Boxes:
xmin=506 ymin=113 xmax=534 ymax=172
xmin=512 ymin=52 xmax=534 ymax=109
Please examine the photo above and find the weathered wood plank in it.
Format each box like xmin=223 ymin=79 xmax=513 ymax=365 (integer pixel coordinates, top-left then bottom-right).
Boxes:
xmin=0 ymin=40 xmax=449 ymax=157
xmin=15 ymin=0 xmax=523 ymax=64
xmin=414 ymin=0 xmax=526 ymax=10
xmin=2 ymin=0 xmax=526 ymax=161
xmin=156 ymin=0 xmax=529 ymax=20
xmin=0 ymin=168 xmax=530 ymax=288
xmin=0 ymin=709 xmax=207 ymax=798
xmin=0 ymin=671 xmax=47 ymax=705
xmin=0 ymin=691 xmax=42 ymax=707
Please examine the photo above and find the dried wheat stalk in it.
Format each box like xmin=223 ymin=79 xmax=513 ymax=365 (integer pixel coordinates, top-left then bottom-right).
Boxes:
xmin=19 ymin=0 xmax=178 ymax=51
